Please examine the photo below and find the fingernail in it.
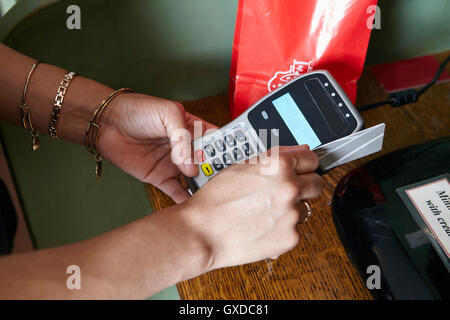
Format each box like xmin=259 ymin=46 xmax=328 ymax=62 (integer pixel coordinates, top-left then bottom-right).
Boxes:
xmin=298 ymin=144 xmax=310 ymax=151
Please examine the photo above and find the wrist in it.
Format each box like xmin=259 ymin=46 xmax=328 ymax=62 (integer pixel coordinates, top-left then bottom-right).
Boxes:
xmin=25 ymin=61 xmax=114 ymax=145
xmin=166 ymin=202 xmax=215 ymax=280
xmin=58 ymin=77 xmax=114 ymax=145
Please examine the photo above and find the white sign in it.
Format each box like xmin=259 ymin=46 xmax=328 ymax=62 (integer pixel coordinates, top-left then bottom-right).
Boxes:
xmin=404 ymin=177 xmax=450 ymax=263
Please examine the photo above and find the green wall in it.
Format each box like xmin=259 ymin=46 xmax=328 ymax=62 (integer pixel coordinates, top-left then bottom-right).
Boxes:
xmin=366 ymin=0 xmax=450 ymax=64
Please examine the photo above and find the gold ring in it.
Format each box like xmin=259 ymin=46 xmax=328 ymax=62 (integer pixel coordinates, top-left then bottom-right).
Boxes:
xmin=301 ymin=200 xmax=312 ymax=223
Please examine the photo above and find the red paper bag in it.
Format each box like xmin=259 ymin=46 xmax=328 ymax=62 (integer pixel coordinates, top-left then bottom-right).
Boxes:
xmin=229 ymin=0 xmax=377 ymax=119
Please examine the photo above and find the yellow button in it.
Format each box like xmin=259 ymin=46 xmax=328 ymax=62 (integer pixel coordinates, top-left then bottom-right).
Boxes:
xmin=201 ymin=163 xmax=214 ymax=177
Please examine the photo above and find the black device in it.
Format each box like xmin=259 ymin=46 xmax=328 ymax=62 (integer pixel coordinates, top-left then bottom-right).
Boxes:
xmin=332 ymin=137 xmax=450 ymax=299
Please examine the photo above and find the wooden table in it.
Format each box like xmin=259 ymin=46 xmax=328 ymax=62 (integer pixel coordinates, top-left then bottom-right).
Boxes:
xmin=146 ymin=53 xmax=450 ymax=299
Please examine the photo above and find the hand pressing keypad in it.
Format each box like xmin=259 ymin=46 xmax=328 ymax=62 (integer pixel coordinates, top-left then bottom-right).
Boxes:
xmin=196 ymin=126 xmax=258 ymax=178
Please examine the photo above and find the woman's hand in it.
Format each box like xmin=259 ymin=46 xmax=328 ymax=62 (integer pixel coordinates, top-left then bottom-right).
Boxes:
xmin=98 ymin=93 xmax=216 ymax=204
xmin=179 ymin=145 xmax=323 ymax=271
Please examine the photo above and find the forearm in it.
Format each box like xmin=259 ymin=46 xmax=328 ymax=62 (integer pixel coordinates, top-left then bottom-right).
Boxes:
xmin=0 ymin=43 xmax=113 ymax=144
xmin=0 ymin=203 xmax=209 ymax=299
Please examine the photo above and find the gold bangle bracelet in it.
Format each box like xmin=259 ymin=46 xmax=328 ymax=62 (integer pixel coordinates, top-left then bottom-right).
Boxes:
xmin=20 ymin=61 xmax=42 ymax=151
xmin=85 ymin=88 xmax=133 ymax=179
xmin=49 ymin=71 xmax=77 ymax=138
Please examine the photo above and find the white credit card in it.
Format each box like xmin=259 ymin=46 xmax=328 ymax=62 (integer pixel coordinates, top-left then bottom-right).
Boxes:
xmin=314 ymin=123 xmax=386 ymax=171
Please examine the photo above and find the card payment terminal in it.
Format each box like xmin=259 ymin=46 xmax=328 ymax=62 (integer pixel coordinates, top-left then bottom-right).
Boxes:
xmin=186 ymin=70 xmax=366 ymax=193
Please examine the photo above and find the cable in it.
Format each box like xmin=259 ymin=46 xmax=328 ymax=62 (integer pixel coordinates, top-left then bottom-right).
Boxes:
xmin=358 ymin=55 xmax=450 ymax=112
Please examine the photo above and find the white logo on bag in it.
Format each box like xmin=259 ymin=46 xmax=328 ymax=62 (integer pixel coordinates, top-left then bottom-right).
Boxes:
xmin=267 ymin=59 xmax=313 ymax=92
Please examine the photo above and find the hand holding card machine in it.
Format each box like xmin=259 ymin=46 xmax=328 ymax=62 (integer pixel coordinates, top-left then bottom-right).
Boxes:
xmin=187 ymin=70 xmax=385 ymax=193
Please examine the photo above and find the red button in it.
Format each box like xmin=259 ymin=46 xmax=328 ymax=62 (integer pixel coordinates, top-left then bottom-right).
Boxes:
xmin=195 ymin=149 xmax=205 ymax=162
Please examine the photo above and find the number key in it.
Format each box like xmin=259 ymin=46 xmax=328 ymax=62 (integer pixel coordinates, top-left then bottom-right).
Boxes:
xmin=234 ymin=129 xmax=246 ymax=143
xmin=214 ymin=139 xmax=226 ymax=152
xmin=211 ymin=158 xmax=224 ymax=171
xmin=224 ymin=135 xmax=235 ymax=148
xmin=233 ymin=148 xmax=244 ymax=162
xmin=204 ymin=144 xmax=215 ymax=157
xmin=222 ymin=153 xmax=234 ymax=166
xmin=242 ymin=143 xmax=254 ymax=157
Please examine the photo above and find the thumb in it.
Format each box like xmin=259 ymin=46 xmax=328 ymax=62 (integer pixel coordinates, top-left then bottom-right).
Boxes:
xmin=162 ymin=102 xmax=198 ymax=177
